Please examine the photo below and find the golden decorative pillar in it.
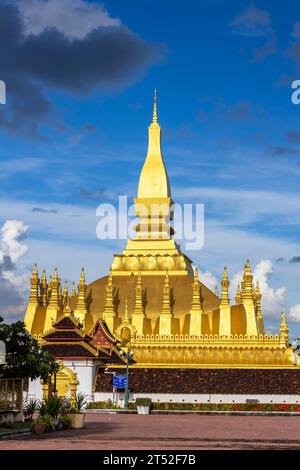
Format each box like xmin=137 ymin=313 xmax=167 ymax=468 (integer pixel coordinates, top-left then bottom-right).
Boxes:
xmin=62 ymin=281 xmax=69 ymax=308
xmin=39 ymin=269 xmax=48 ymax=306
xmin=103 ymin=271 xmax=117 ymax=331
xmin=189 ymin=267 xmax=203 ymax=336
xmin=219 ymin=266 xmax=231 ymax=336
xmin=74 ymin=267 xmax=87 ymax=324
xmin=132 ymin=272 xmax=145 ymax=335
xmin=241 ymin=260 xmax=258 ymax=336
xmin=255 ymin=281 xmax=265 ymax=335
xmin=159 ymin=271 xmax=173 ymax=335
xmin=280 ymin=308 xmax=289 ymax=346
xmin=44 ymin=268 xmax=61 ymax=333
xmin=235 ymin=284 xmax=241 ymax=304
xmin=24 ymin=264 xmax=40 ymax=332
xmin=70 ymin=281 xmax=76 ymax=298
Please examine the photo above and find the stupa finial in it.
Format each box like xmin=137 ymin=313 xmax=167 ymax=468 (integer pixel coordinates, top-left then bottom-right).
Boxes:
xmin=152 ymin=88 xmax=158 ymax=123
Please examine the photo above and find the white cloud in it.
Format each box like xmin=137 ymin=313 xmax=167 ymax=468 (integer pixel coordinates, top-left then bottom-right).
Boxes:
xmin=199 ymin=269 xmax=218 ymax=292
xmin=288 ymin=304 xmax=300 ymax=323
xmin=18 ymin=0 xmax=120 ymax=39
xmin=0 ymin=220 xmax=29 ymax=321
xmin=228 ymin=260 xmax=286 ymax=320
xmin=1 ymin=220 xmax=29 ymax=263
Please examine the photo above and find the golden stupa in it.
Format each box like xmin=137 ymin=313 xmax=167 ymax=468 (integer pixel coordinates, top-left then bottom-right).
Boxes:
xmin=24 ymin=92 xmax=298 ymax=369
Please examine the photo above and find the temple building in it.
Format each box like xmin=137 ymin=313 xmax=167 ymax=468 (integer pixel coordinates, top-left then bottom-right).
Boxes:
xmin=24 ymin=93 xmax=300 ymax=404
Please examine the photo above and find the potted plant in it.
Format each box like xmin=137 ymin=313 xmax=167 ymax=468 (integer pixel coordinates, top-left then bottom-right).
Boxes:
xmin=23 ymin=398 xmax=40 ymax=422
xmin=68 ymin=392 xmax=87 ymax=429
xmin=31 ymin=415 xmax=49 ymax=435
xmin=135 ymin=397 xmax=152 ymax=415
xmin=38 ymin=396 xmax=64 ymax=430
xmin=59 ymin=414 xmax=71 ymax=430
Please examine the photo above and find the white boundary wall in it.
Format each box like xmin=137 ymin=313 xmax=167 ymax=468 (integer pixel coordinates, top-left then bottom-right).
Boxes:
xmin=94 ymin=392 xmax=300 ymax=405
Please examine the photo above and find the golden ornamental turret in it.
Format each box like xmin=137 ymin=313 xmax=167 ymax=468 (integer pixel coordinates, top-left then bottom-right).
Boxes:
xmin=189 ymin=267 xmax=204 ymax=336
xmin=220 ymin=266 xmax=229 ymax=306
xmin=235 ymin=284 xmax=242 ymax=304
xmin=70 ymin=281 xmax=76 ymax=298
xmin=280 ymin=308 xmax=289 ymax=345
xmin=24 ymin=264 xmax=40 ymax=332
xmin=255 ymin=281 xmax=262 ymax=321
xmin=159 ymin=271 xmax=173 ymax=335
xmin=29 ymin=263 xmax=39 ymax=304
xmin=103 ymin=271 xmax=116 ymax=331
xmin=49 ymin=268 xmax=59 ymax=308
xmin=58 ymin=277 xmax=63 ymax=308
xmin=219 ymin=266 xmax=231 ymax=336
xmin=214 ymin=285 xmax=219 ymax=298
xmin=44 ymin=268 xmax=61 ymax=333
xmin=47 ymin=274 xmax=52 ymax=303
xmin=132 ymin=272 xmax=145 ymax=335
xmin=74 ymin=267 xmax=87 ymax=324
xmin=124 ymin=299 xmax=131 ymax=326
xmin=39 ymin=269 xmax=48 ymax=306
xmin=62 ymin=281 xmax=69 ymax=308
xmin=241 ymin=260 xmax=258 ymax=336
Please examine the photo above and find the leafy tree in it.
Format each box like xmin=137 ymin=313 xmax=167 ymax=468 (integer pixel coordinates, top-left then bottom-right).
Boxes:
xmin=0 ymin=316 xmax=59 ymax=380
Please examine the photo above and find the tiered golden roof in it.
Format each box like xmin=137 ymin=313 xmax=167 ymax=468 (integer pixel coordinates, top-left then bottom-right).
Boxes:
xmin=24 ymin=92 xmax=299 ymax=369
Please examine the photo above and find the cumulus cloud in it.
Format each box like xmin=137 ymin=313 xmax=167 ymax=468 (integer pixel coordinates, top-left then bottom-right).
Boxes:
xmin=229 ymin=260 xmax=286 ymax=319
xmin=0 ymin=220 xmax=29 ymax=321
xmin=289 ymin=304 xmax=300 ymax=323
xmin=0 ymin=1 xmax=164 ymax=137
xmin=199 ymin=269 xmax=218 ymax=292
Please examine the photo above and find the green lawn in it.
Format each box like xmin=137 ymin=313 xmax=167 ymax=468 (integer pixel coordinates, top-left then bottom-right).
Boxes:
xmin=0 ymin=421 xmax=31 ymax=433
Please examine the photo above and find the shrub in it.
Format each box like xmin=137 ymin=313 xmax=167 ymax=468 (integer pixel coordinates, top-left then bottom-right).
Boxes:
xmin=23 ymin=398 xmax=40 ymax=421
xmin=135 ymin=398 xmax=152 ymax=407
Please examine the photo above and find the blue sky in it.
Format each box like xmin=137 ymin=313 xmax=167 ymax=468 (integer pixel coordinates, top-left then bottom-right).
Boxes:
xmin=0 ymin=0 xmax=300 ymax=336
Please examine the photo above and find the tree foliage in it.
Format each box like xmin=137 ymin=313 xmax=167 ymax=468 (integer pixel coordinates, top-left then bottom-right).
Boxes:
xmin=0 ymin=316 xmax=59 ymax=380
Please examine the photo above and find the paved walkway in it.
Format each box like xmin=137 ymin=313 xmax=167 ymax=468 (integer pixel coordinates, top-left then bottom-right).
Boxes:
xmin=0 ymin=414 xmax=300 ymax=450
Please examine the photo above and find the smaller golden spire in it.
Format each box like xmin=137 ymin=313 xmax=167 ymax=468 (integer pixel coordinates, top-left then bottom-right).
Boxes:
xmin=40 ymin=268 xmax=48 ymax=306
xmin=133 ymin=271 xmax=144 ymax=316
xmin=29 ymin=263 xmax=39 ymax=304
xmin=103 ymin=270 xmax=115 ymax=318
xmin=49 ymin=268 xmax=59 ymax=308
xmin=152 ymin=88 xmax=158 ymax=123
xmin=75 ymin=267 xmax=87 ymax=319
xmin=189 ymin=267 xmax=202 ymax=314
xmin=124 ymin=299 xmax=131 ymax=325
xmin=280 ymin=307 xmax=289 ymax=342
xmin=242 ymin=259 xmax=253 ymax=301
xmin=220 ymin=266 xmax=229 ymax=306
xmin=214 ymin=285 xmax=219 ymax=298
xmin=255 ymin=281 xmax=262 ymax=320
xmin=47 ymin=274 xmax=53 ymax=302
xmin=62 ymin=280 xmax=69 ymax=307
xmin=235 ymin=284 xmax=242 ymax=304
xmin=70 ymin=281 xmax=76 ymax=298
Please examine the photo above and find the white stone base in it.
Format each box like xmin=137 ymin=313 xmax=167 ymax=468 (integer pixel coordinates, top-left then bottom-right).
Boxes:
xmin=93 ymin=392 xmax=300 ymax=405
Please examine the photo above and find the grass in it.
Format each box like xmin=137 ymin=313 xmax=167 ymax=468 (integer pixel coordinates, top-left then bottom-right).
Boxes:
xmin=0 ymin=421 xmax=31 ymax=434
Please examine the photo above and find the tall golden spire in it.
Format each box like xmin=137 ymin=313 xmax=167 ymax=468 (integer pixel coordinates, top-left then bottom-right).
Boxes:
xmin=137 ymin=89 xmax=170 ymax=199
xmin=70 ymin=281 xmax=76 ymax=298
xmin=29 ymin=263 xmax=39 ymax=304
xmin=219 ymin=266 xmax=231 ymax=336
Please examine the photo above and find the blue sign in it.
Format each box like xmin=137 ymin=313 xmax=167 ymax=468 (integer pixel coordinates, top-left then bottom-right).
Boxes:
xmin=113 ymin=374 xmax=127 ymax=389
